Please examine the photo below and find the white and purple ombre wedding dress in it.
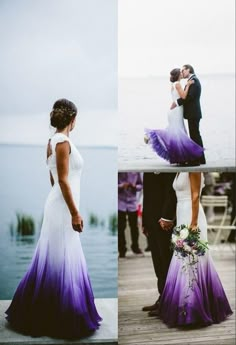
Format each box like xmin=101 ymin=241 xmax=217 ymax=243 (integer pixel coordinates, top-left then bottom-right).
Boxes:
xmin=5 ymin=133 xmax=102 ymax=338
xmin=159 ymin=173 xmax=233 ymax=327
xmin=145 ymin=82 xmax=204 ymax=164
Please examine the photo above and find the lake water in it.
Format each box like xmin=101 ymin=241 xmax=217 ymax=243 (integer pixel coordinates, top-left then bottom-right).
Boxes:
xmin=118 ymin=74 xmax=235 ymax=169
xmin=0 ymin=145 xmax=117 ymax=299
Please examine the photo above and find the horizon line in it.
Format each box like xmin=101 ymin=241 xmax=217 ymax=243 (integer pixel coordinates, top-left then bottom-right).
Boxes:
xmin=118 ymin=72 xmax=235 ymax=79
xmin=0 ymin=142 xmax=117 ymax=150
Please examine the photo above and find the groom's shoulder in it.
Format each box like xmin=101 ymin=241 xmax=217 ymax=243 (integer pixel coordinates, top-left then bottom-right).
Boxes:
xmin=193 ymin=75 xmax=201 ymax=86
xmin=193 ymin=75 xmax=200 ymax=81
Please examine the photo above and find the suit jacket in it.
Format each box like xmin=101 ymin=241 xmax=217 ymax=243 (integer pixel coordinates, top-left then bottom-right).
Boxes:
xmin=177 ymin=75 xmax=202 ymax=120
xmin=142 ymin=173 xmax=177 ymax=232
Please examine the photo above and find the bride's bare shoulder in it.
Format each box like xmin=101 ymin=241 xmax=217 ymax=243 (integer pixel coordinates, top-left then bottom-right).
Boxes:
xmin=171 ymin=82 xmax=178 ymax=90
xmin=174 ymin=81 xmax=181 ymax=89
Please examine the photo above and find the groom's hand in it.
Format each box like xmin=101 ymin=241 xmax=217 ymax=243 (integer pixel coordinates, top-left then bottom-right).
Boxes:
xmin=170 ymin=102 xmax=177 ymax=110
xmin=142 ymin=226 xmax=149 ymax=237
xmin=159 ymin=219 xmax=173 ymax=231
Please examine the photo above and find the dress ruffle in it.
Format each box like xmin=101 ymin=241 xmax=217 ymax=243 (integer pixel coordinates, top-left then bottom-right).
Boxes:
xmin=145 ymin=127 xmax=204 ymax=164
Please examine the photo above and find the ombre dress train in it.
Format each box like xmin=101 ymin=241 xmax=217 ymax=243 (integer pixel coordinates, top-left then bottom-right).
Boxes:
xmin=159 ymin=173 xmax=233 ymax=327
xmin=5 ymin=133 xmax=102 ymax=338
xmin=145 ymin=82 xmax=204 ymax=164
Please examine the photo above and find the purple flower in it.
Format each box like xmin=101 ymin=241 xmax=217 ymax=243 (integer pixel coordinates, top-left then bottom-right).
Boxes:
xmin=176 ymin=239 xmax=184 ymax=248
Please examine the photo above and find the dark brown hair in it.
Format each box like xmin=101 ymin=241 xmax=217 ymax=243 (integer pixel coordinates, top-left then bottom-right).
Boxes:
xmin=50 ymin=99 xmax=77 ymax=130
xmin=183 ymin=64 xmax=195 ymax=74
xmin=170 ymin=68 xmax=181 ymax=83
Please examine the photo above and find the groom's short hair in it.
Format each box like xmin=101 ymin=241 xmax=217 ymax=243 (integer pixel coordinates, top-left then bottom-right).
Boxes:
xmin=183 ymin=64 xmax=195 ymax=74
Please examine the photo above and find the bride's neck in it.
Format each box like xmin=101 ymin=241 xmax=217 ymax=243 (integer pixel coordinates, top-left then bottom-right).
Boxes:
xmin=56 ymin=126 xmax=70 ymax=137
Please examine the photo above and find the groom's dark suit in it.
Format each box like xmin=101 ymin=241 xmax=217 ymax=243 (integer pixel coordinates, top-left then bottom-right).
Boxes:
xmin=176 ymin=74 xmax=206 ymax=164
xmin=142 ymin=173 xmax=177 ymax=296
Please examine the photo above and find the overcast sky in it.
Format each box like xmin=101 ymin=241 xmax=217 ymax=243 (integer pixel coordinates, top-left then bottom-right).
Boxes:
xmin=0 ymin=0 xmax=117 ymax=116
xmin=119 ymin=0 xmax=235 ymax=77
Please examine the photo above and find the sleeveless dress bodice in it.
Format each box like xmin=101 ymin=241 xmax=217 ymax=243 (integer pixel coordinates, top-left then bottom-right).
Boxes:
xmin=47 ymin=133 xmax=83 ymax=183
xmin=166 ymin=83 xmax=184 ymax=127
xmin=173 ymin=172 xmax=204 ymax=201
xmin=173 ymin=173 xmax=207 ymax=241
xmin=171 ymin=82 xmax=183 ymax=102
xmin=47 ymin=133 xmax=83 ymax=207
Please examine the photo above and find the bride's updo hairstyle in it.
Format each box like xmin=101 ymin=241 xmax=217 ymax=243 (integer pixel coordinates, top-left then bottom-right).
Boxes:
xmin=50 ymin=98 xmax=77 ymax=130
xmin=170 ymin=68 xmax=181 ymax=83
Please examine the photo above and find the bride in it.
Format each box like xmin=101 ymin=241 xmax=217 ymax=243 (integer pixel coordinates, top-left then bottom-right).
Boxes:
xmin=145 ymin=68 xmax=204 ymax=166
xmin=5 ymin=99 xmax=102 ymax=338
xmin=159 ymin=172 xmax=233 ymax=326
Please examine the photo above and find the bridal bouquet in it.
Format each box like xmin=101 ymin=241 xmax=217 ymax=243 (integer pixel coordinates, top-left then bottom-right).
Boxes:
xmin=172 ymin=224 xmax=209 ymax=316
xmin=171 ymin=224 xmax=208 ymax=263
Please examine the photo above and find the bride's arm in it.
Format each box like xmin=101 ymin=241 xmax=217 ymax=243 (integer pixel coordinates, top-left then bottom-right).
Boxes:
xmin=189 ymin=172 xmax=201 ymax=230
xmin=56 ymin=141 xmax=83 ymax=232
xmin=175 ymin=80 xmax=194 ymax=100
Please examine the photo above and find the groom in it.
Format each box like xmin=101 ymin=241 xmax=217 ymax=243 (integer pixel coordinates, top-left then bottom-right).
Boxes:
xmin=171 ymin=64 xmax=206 ymax=165
xmin=142 ymin=173 xmax=177 ymax=316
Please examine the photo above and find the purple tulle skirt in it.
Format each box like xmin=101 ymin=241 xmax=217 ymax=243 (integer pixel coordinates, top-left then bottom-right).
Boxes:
xmin=5 ymin=244 xmax=102 ymax=339
xmin=159 ymin=253 xmax=233 ymax=327
xmin=144 ymin=126 xmax=204 ymax=164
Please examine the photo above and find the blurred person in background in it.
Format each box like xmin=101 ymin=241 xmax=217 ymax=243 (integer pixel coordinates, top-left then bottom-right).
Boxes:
xmin=202 ymin=172 xmax=216 ymax=223
xmin=118 ymin=172 xmax=143 ymax=257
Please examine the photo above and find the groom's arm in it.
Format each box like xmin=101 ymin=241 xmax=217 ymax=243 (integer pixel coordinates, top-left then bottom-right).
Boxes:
xmin=159 ymin=175 xmax=177 ymax=231
xmin=161 ymin=174 xmax=177 ymax=220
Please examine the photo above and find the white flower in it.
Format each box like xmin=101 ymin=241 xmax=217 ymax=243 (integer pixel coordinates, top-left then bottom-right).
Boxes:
xmin=171 ymin=234 xmax=178 ymax=243
xmin=180 ymin=228 xmax=189 ymax=240
xmin=183 ymin=244 xmax=191 ymax=252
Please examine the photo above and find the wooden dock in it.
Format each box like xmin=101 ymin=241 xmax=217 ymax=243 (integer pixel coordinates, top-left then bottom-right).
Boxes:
xmin=118 ymin=160 xmax=236 ymax=173
xmin=0 ymin=299 xmax=117 ymax=345
xmin=118 ymin=248 xmax=235 ymax=345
